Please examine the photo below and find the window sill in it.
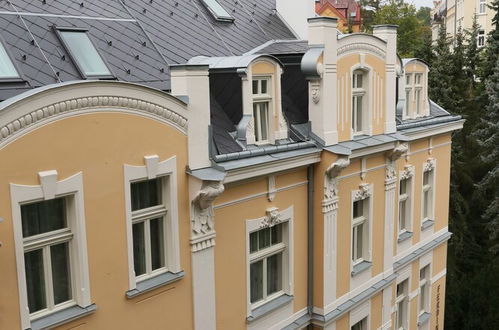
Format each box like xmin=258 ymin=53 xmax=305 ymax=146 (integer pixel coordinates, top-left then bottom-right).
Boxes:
xmin=421 ymin=219 xmax=434 ymax=231
xmin=397 ymin=231 xmax=413 ymax=243
xmin=29 ymin=304 xmax=97 ymax=330
xmin=351 ymin=260 xmax=372 ymax=277
xmin=126 ymin=271 xmax=184 ymax=299
xmin=246 ymin=294 xmax=293 ymax=323
xmin=417 ymin=312 xmax=431 ymax=326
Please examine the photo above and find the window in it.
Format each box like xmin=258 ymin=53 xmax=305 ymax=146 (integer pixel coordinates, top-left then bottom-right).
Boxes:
xmin=352 ymin=70 xmax=367 ymax=134
xmin=405 ymin=89 xmax=411 ymax=117
xmin=124 ymin=156 xmax=182 ymax=296
xmin=398 ymin=178 xmax=411 ymax=235
xmin=479 ymin=0 xmax=487 ymax=14
xmin=478 ymin=30 xmax=485 ymax=47
xmin=57 ymin=29 xmax=112 ymax=78
xmin=11 ymin=171 xmax=92 ymax=329
xmin=415 ymin=88 xmax=422 ymax=115
xmin=21 ymin=198 xmax=74 ymax=317
xmin=352 ymin=199 xmax=369 ymax=264
xmin=249 ymin=224 xmax=285 ymax=306
xmin=419 ymin=265 xmax=430 ymax=314
xmin=351 ymin=317 xmax=368 ymax=330
xmin=396 ymin=280 xmax=409 ymax=330
xmin=415 ymin=73 xmax=422 ymax=85
xmin=0 ymin=41 xmax=20 ymax=79
xmin=200 ymin=0 xmax=234 ymax=22
xmin=252 ymin=77 xmax=271 ymax=143
xmin=131 ymin=178 xmax=167 ymax=279
xmin=405 ymin=73 xmax=411 ymax=85
xmin=422 ymin=169 xmax=434 ymax=221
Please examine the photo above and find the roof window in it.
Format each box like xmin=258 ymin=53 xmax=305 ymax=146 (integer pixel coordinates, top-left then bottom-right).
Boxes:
xmin=0 ymin=41 xmax=20 ymax=79
xmin=56 ymin=28 xmax=113 ymax=79
xmin=200 ymin=0 xmax=234 ymax=22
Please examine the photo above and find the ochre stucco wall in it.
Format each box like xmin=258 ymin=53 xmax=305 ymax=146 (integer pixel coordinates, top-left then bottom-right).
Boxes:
xmin=0 ymin=113 xmax=193 ymax=330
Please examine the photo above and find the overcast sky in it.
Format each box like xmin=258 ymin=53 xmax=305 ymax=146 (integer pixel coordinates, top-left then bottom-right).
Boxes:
xmin=408 ymin=0 xmax=434 ymax=9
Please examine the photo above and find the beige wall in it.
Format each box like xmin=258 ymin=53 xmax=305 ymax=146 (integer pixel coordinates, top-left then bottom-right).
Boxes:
xmin=0 ymin=113 xmax=193 ymax=329
xmin=214 ymin=168 xmax=309 ymax=329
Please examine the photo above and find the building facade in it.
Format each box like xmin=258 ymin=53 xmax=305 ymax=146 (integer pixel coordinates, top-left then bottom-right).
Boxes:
xmin=315 ymin=0 xmax=363 ymax=33
xmin=0 ymin=1 xmax=462 ymax=330
xmin=432 ymin=0 xmax=494 ymax=46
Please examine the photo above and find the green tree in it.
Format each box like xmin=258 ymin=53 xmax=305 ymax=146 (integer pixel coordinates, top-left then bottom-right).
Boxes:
xmin=481 ymin=0 xmax=499 ymax=80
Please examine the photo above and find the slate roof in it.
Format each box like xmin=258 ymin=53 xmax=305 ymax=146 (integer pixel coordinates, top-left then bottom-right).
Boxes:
xmin=0 ymin=0 xmax=296 ymax=100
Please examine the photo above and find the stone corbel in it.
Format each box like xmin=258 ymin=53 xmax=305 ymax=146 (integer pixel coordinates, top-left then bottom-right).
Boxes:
xmin=423 ymin=158 xmax=436 ymax=172
xmin=190 ymin=181 xmax=225 ymax=252
xmin=386 ymin=143 xmax=408 ymax=162
xmin=324 ymin=157 xmax=350 ymax=201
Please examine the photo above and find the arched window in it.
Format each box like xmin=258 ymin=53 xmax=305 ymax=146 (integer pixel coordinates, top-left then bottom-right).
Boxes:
xmin=352 ymin=69 xmax=367 ymax=134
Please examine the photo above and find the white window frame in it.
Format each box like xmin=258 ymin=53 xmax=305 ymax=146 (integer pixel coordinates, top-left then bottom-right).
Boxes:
xmin=352 ymin=69 xmax=368 ymax=135
xmin=350 ymin=184 xmax=373 ymax=270
xmin=10 ymin=171 xmax=91 ymax=330
xmin=245 ymin=206 xmax=293 ymax=316
xmin=398 ymin=167 xmax=414 ymax=236
xmin=252 ymin=76 xmax=272 ymax=144
xmin=350 ymin=301 xmax=370 ymax=330
xmin=419 ymin=265 xmax=431 ymax=315
xmin=352 ymin=199 xmax=369 ymax=265
xmin=124 ymin=155 xmax=181 ymax=291
xmin=479 ymin=0 xmax=487 ymax=14
xmin=421 ymin=167 xmax=435 ymax=223
xmin=396 ymin=279 xmax=409 ymax=330
xmin=478 ymin=30 xmax=485 ymax=47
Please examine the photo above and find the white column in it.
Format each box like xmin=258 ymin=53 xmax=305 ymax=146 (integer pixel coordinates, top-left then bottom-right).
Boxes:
xmin=189 ymin=178 xmax=225 ymax=330
xmin=384 ymin=163 xmax=397 ymax=274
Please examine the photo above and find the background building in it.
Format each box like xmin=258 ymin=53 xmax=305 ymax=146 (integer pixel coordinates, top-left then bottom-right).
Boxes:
xmin=315 ymin=0 xmax=363 ymax=32
xmin=0 ymin=1 xmax=461 ymax=330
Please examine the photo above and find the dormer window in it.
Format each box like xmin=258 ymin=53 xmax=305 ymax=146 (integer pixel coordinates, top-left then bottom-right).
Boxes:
xmin=200 ymin=0 xmax=234 ymax=22
xmin=56 ymin=28 xmax=113 ymax=79
xmin=0 ymin=41 xmax=20 ymax=79
xmin=252 ymin=77 xmax=271 ymax=143
xmin=352 ymin=70 xmax=367 ymax=134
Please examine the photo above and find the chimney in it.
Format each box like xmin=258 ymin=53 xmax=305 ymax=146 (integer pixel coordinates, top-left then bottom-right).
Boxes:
xmin=302 ymin=17 xmax=339 ymax=146
xmin=373 ymin=25 xmax=398 ymax=134
xmin=170 ymin=64 xmax=211 ymax=170
xmin=276 ymin=0 xmax=316 ymax=39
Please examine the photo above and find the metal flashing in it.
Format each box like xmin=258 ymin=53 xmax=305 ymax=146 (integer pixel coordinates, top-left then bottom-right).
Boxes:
xmin=246 ymin=294 xmax=293 ymax=323
xmin=301 ymin=46 xmax=324 ymax=79
xmin=188 ymin=54 xmax=284 ymax=71
xmin=30 ymin=304 xmax=97 ymax=330
xmin=187 ymin=167 xmax=226 ymax=181
xmin=126 ymin=271 xmax=185 ymax=299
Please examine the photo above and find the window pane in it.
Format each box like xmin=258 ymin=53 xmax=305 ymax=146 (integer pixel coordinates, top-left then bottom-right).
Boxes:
xmin=356 ymin=73 xmax=363 ymax=88
xmin=399 ymin=179 xmax=407 ymax=195
xmin=351 ymin=96 xmax=356 ymax=130
xmin=51 ymin=242 xmax=72 ymax=305
xmin=260 ymin=103 xmax=269 ymax=141
xmin=399 ymin=200 xmax=406 ymax=229
xmin=423 ymin=190 xmax=430 ymax=218
xmin=271 ymin=225 xmax=282 ymax=244
xmin=420 ymin=284 xmax=426 ymax=311
xmin=405 ymin=90 xmax=411 ymax=115
xmin=250 ymin=260 xmax=263 ymax=303
xmin=150 ymin=218 xmax=165 ymax=271
xmin=258 ymin=228 xmax=271 ymax=250
xmin=352 ymin=226 xmax=357 ymax=261
xmin=356 ymin=96 xmax=363 ymax=131
xmin=133 ymin=222 xmax=146 ymax=276
xmin=266 ymin=253 xmax=282 ymax=295
xmin=353 ymin=200 xmax=362 ymax=218
xmin=250 ymin=232 xmax=259 ymax=253
xmin=397 ymin=301 xmax=404 ymax=327
xmin=252 ymin=80 xmax=258 ymax=94
xmin=21 ymin=198 xmax=67 ymax=238
xmin=261 ymin=79 xmax=267 ymax=94
xmin=423 ymin=171 xmax=430 ymax=185
xmin=416 ymin=89 xmax=421 ymax=114
xmin=0 ymin=42 xmax=19 ymax=78
xmin=131 ymin=178 xmax=162 ymax=211
xmin=60 ymin=31 xmax=111 ymax=76
xmin=406 ymin=74 xmax=411 ymax=85
xmin=24 ymin=249 xmax=47 ymax=313
xmin=356 ymin=223 xmax=363 ymax=259
xmin=202 ymin=0 xmax=232 ymax=19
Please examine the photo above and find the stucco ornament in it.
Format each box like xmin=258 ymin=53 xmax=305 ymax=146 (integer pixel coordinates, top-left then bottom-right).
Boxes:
xmin=311 ymin=82 xmax=321 ymax=104
xmin=191 ymin=181 xmax=224 ymax=252
xmin=260 ymin=207 xmax=282 ymax=228
xmin=423 ymin=158 xmax=436 ymax=172
xmin=400 ymin=165 xmax=415 ymax=180
xmin=353 ymin=183 xmax=372 ymax=200
xmin=387 ymin=143 xmax=408 ymax=161
xmin=386 ymin=163 xmax=397 ymax=181
xmin=324 ymin=157 xmax=350 ymax=200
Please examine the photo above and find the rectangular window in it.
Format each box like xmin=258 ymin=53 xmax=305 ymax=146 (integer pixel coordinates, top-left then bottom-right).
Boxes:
xmin=57 ymin=29 xmax=112 ymax=78
xmin=0 ymin=41 xmax=20 ymax=79
xmin=200 ymin=0 xmax=234 ymax=22
xmin=399 ymin=178 xmax=411 ymax=234
xmin=479 ymin=0 xmax=487 ymax=14
xmin=415 ymin=73 xmax=422 ymax=85
xmin=252 ymin=77 xmax=271 ymax=143
xmin=352 ymin=70 xmax=366 ymax=134
xmin=422 ymin=169 xmax=433 ymax=220
xmin=351 ymin=317 xmax=367 ymax=330
xmin=130 ymin=178 xmax=167 ymax=279
xmin=352 ymin=199 xmax=369 ymax=264
xmin=21 ymin=197 xmax=75 ymax=317
xmin=405 ymin=89 xmax=411 ymax=117
xmin=415 ymin=88 xmax=422 ymax=115
xmin=249 ymin=224 xmax=286 ymax=306
xmin=478 ymin=30 xmax=485 ymax=47
xmin=396 ymin=280 xmax=409 ymax=330
xmin=419 ymin=265 xmax=430 ymax=314
xmin=405 ymin=73 xmax=411 ymax=85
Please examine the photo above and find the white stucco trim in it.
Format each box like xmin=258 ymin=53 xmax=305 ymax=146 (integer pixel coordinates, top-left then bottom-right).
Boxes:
xmin=350 ymin=300 xmax=370 ymax=329
xmin=123 ymin=155 xmax=180 ymax=291
xmin=10 ymin=171 xmax=91 ymax=330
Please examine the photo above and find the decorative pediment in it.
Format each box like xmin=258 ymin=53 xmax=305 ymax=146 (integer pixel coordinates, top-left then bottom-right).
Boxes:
xmin=259 ymin=207 xmax=283 ymax=229
xmin=353 ymin=183 xmax=372 ymax=201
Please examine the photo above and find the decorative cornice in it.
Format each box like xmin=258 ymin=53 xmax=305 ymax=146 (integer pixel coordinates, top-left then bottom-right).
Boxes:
xmin=324 ymin=157 xmax=350 ymax=201
xmin=337 ymin=43 xmax=386 ymax=59
xmin=0 ymin=96 xmax=188 ymax=145
xmin=191 ymin=181 xmax=225 ymax=252
xmin=423 ymin=158 xmax=436 ymax=172
xmin=387 ymin=143 xmax=408 ymax=161
xmin=400 ymin=165 xmax=415 ymax=180
xmin=353 ymin=183 xmax=372 ymax=201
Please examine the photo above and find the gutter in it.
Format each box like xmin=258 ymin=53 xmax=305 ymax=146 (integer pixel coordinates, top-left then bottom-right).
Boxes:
xmin=307 ymin=165 xmax=314 ymax=327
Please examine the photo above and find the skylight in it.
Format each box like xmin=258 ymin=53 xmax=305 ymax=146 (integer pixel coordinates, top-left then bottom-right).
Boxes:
xmin=58 ymin=30 xmax=112 ymax=78
xmin=200 ymin=0 xmax=234 ymax=22
xmin=0 ymin=42 xmax=20 ymax=79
